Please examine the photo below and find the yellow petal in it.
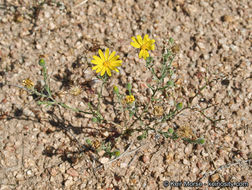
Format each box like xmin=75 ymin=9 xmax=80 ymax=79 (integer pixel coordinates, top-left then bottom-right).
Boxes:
xmin=92 ymin=55 xmax=103 ymax=64
xmin=98 ymin=49 xmax=105 ymax=62
xmin=92 ymin=65 xmax=99 ymax=70
xmin=136 ymin=35 xmax=143 ymax=45
xmin=101 ymin=67 xmax=106 ymax=76
xmin=108 ymin=51 xmax=116 ymax=61
xmin=131 ymin=37 xmax=141 ymax=48
xmin=91 ymin=59 xmax=101 ymax=65
xmin=131 ymin=41 xmax=141 ymax=48
xmin=143 ymin=50 xmax=149 ymax=60
xmin=106 ymin=67 xmax=111 ymax=76
xmin=110 ymin=55 xmax=120 ymax=62
xmin=105 ymin=48 xmax=109 ymax=60
xmin=111 ymin=60 xmax=122 ymax=67
xmin=139 ymin=50 xmax=144 ymax=58
xmin=96 ymin=66 xmax=102 ymax=73
xmin=143 ymin=34 xmax=149 ymax=43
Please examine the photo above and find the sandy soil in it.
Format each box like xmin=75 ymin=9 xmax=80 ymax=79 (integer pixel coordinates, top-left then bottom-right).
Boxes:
xmin=0 ymin=0 xmax=251 ymax=189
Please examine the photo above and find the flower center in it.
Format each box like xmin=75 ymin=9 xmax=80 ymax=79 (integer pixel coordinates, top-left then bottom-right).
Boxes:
xmin=141 ymin=43 xmax=148 ymax=50
xmin=103 ymin=61 xmax=110 ymax=67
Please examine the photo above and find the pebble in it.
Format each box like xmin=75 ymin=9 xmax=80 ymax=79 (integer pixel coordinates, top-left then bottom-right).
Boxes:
xmin=36 ymin=43 xmax=42 ymax=50
xmin=140 ymin=155 xmax=150 ymax=163
xmin=26 ymin=170 xmax=32 ymax=176
xmin=183 ymin=159 xmax=190 ymax=165
xmin=16 ymin=172 xmax=24 ymax=181
xmin=173 ymin=26 xmax=181 ymax=33
xmin=99 ymin=157 xmax=109 ymax=164
xmin=64 ymin=178 xmax=74 ymax=187
xmin=222 ymin=15 xmax=234 ymax=22
xmin=183 ymin=144 xmax=192 ymax=154
xmin=59 ymin=163 xmax=66 ymax=173
xmin=210 ymin=173 xmax=220 ymax=182
xmin=183 ymin=4 xmax=197 ymax=16
xmin=0 ymin=0 xmax=251 ymax=188
xmin=67 ymin=168 xmax=79 ymax=177
xmin=230 ymin=44 xmax=239 ymax=52
xmin=120 ymin=162 xmax=127 ymax=168
xmin=49 ymin=22 xmax=56 ymax=30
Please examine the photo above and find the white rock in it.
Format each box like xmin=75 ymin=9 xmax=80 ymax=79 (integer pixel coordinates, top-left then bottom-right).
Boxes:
xmin=99 ymin=157 xmax=109 ymax=164
xmin=230 ymin=44 xmax=239 ymax=52
xmin=120 ymin=163 xmax=127 ymax=168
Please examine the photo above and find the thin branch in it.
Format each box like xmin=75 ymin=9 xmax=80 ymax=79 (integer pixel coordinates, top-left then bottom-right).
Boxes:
xmin=74 ymin=0 xmax=88 ymax=8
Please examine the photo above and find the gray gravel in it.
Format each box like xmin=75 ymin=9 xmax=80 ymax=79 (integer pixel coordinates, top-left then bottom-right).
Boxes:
xmin=0 ymin=0 xmax=251 ymax=189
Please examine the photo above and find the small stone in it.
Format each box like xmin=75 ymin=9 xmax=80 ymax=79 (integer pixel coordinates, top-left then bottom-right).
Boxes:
xmin=120 ymin=162 xmax=127 ymax=168
xmin=184 ymin=144 xmax=193 ymax=155
xmin=36 ymin=43 xmax=42 ymax=50
xmin=154 ymin=1 xmax=159 ymax=8
xmin=49 ymin=22 xmax=56 ymax=30
xmin=64 ymin=178 xmax=74 ymax=187
xmin=97 ymin=150 xmax=105 ymax=157
xmin=50 ymin=167 xmax=58 ymax=176
xmin=16 ymin=173 xmax=24 ymax=181
xmin=197 ymin=42 xmax=206 ymax=50
xmin=99 ymin=157 xmax=109 ymax=164
xmin=140 ymin=155 xmax=149 ymax=163
xmin=59 ymin=163 xmax=66 ymax=173
xmin=203 ymin=54 xmax=210 ymax=60
xmin=102 ymin=131 xmax=109 ymax=137
xmin=173 ymin=26 xmax=181 ymax=33
xmin=67 ymin=168 xmax=79 ymax=177
xmin=183 ymin=4 xmax=197 ymax=16
xmin=26 ymin=170 xmax=32 ymax=176
xmin=224 ymin=135 xmax=232 ymax=143
xmin=210 ymin=173 xmax=220 ymax=182
xmin=183 ymin=159 xmax=190 ymax=165
xmin=236 ymin=130 xmax=243 ymax=137
xmin=196 ymin=162 xmax=202 ymax=168
xmin=230 ymin=44 xmax=239 ymax=52
xmin=164 ymin=153 xmax=174 ymax=164
xmin=14 ymin=14 xmax=23 ymax=23
xmin=221 ymin=15 xmax=234 ymax=22
xmin=44 ymin=11 xmax=51 ymax=18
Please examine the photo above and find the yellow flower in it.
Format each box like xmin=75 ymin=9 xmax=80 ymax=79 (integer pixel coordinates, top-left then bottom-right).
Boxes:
xmin=22 ymin=78 xmax=34 ymax=89
xmin=130 ymin=34 xmax=155 ymax=60
xmin=91 ymin=48 xmax=122 ymax=77
xmin=153 ymin=106 xmax=164 ymax=117
xmin=177 ymin=126 xmax=196 ymax=139
xmin=125 ymin=95 xmax=135 ymax=104
xmin=69 ymin=86 xmax=82 ymax=96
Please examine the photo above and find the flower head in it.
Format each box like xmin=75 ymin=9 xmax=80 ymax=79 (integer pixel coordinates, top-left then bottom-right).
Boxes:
xmin=125 ymin=95 xmax=135 ymax=104
xmin=91 ymin=48 xmax=122 ymax=77
xmin=22 ymin=78 xmax=34 ymax=89
xmin=131 ymin=34 xmax=155 ymax=60
xmin=153 ymin=106 xmax=164 ymax=117
xmin=69 ymin=85 xmax=82 ymax=96
xmin=113 ymin=85 xmax=119 ymax=94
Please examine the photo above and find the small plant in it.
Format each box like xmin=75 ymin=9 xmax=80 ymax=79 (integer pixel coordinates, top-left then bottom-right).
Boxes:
xmin=17 ymin=35 xmax=223 ymax=166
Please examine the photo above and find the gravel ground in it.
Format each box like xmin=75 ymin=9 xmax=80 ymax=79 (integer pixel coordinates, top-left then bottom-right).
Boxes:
xmin=0 ymin=0 xmax=251 ymax=189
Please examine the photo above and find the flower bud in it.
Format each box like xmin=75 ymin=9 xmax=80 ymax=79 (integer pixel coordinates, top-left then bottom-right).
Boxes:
xmin=113 ymin=85 xmax=119 ymax=94
xmin=197 ymin=138 xmax=205 ymax=144
xmin=39 ymin=59 xmax=45 ymax=66
xmin=168 ymin=128 xmax=174 ymax=134
xmin=114 ymin=150 xmax=120 ymax=157
xmin=176 ymin=102 xmax=183 ymax=110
